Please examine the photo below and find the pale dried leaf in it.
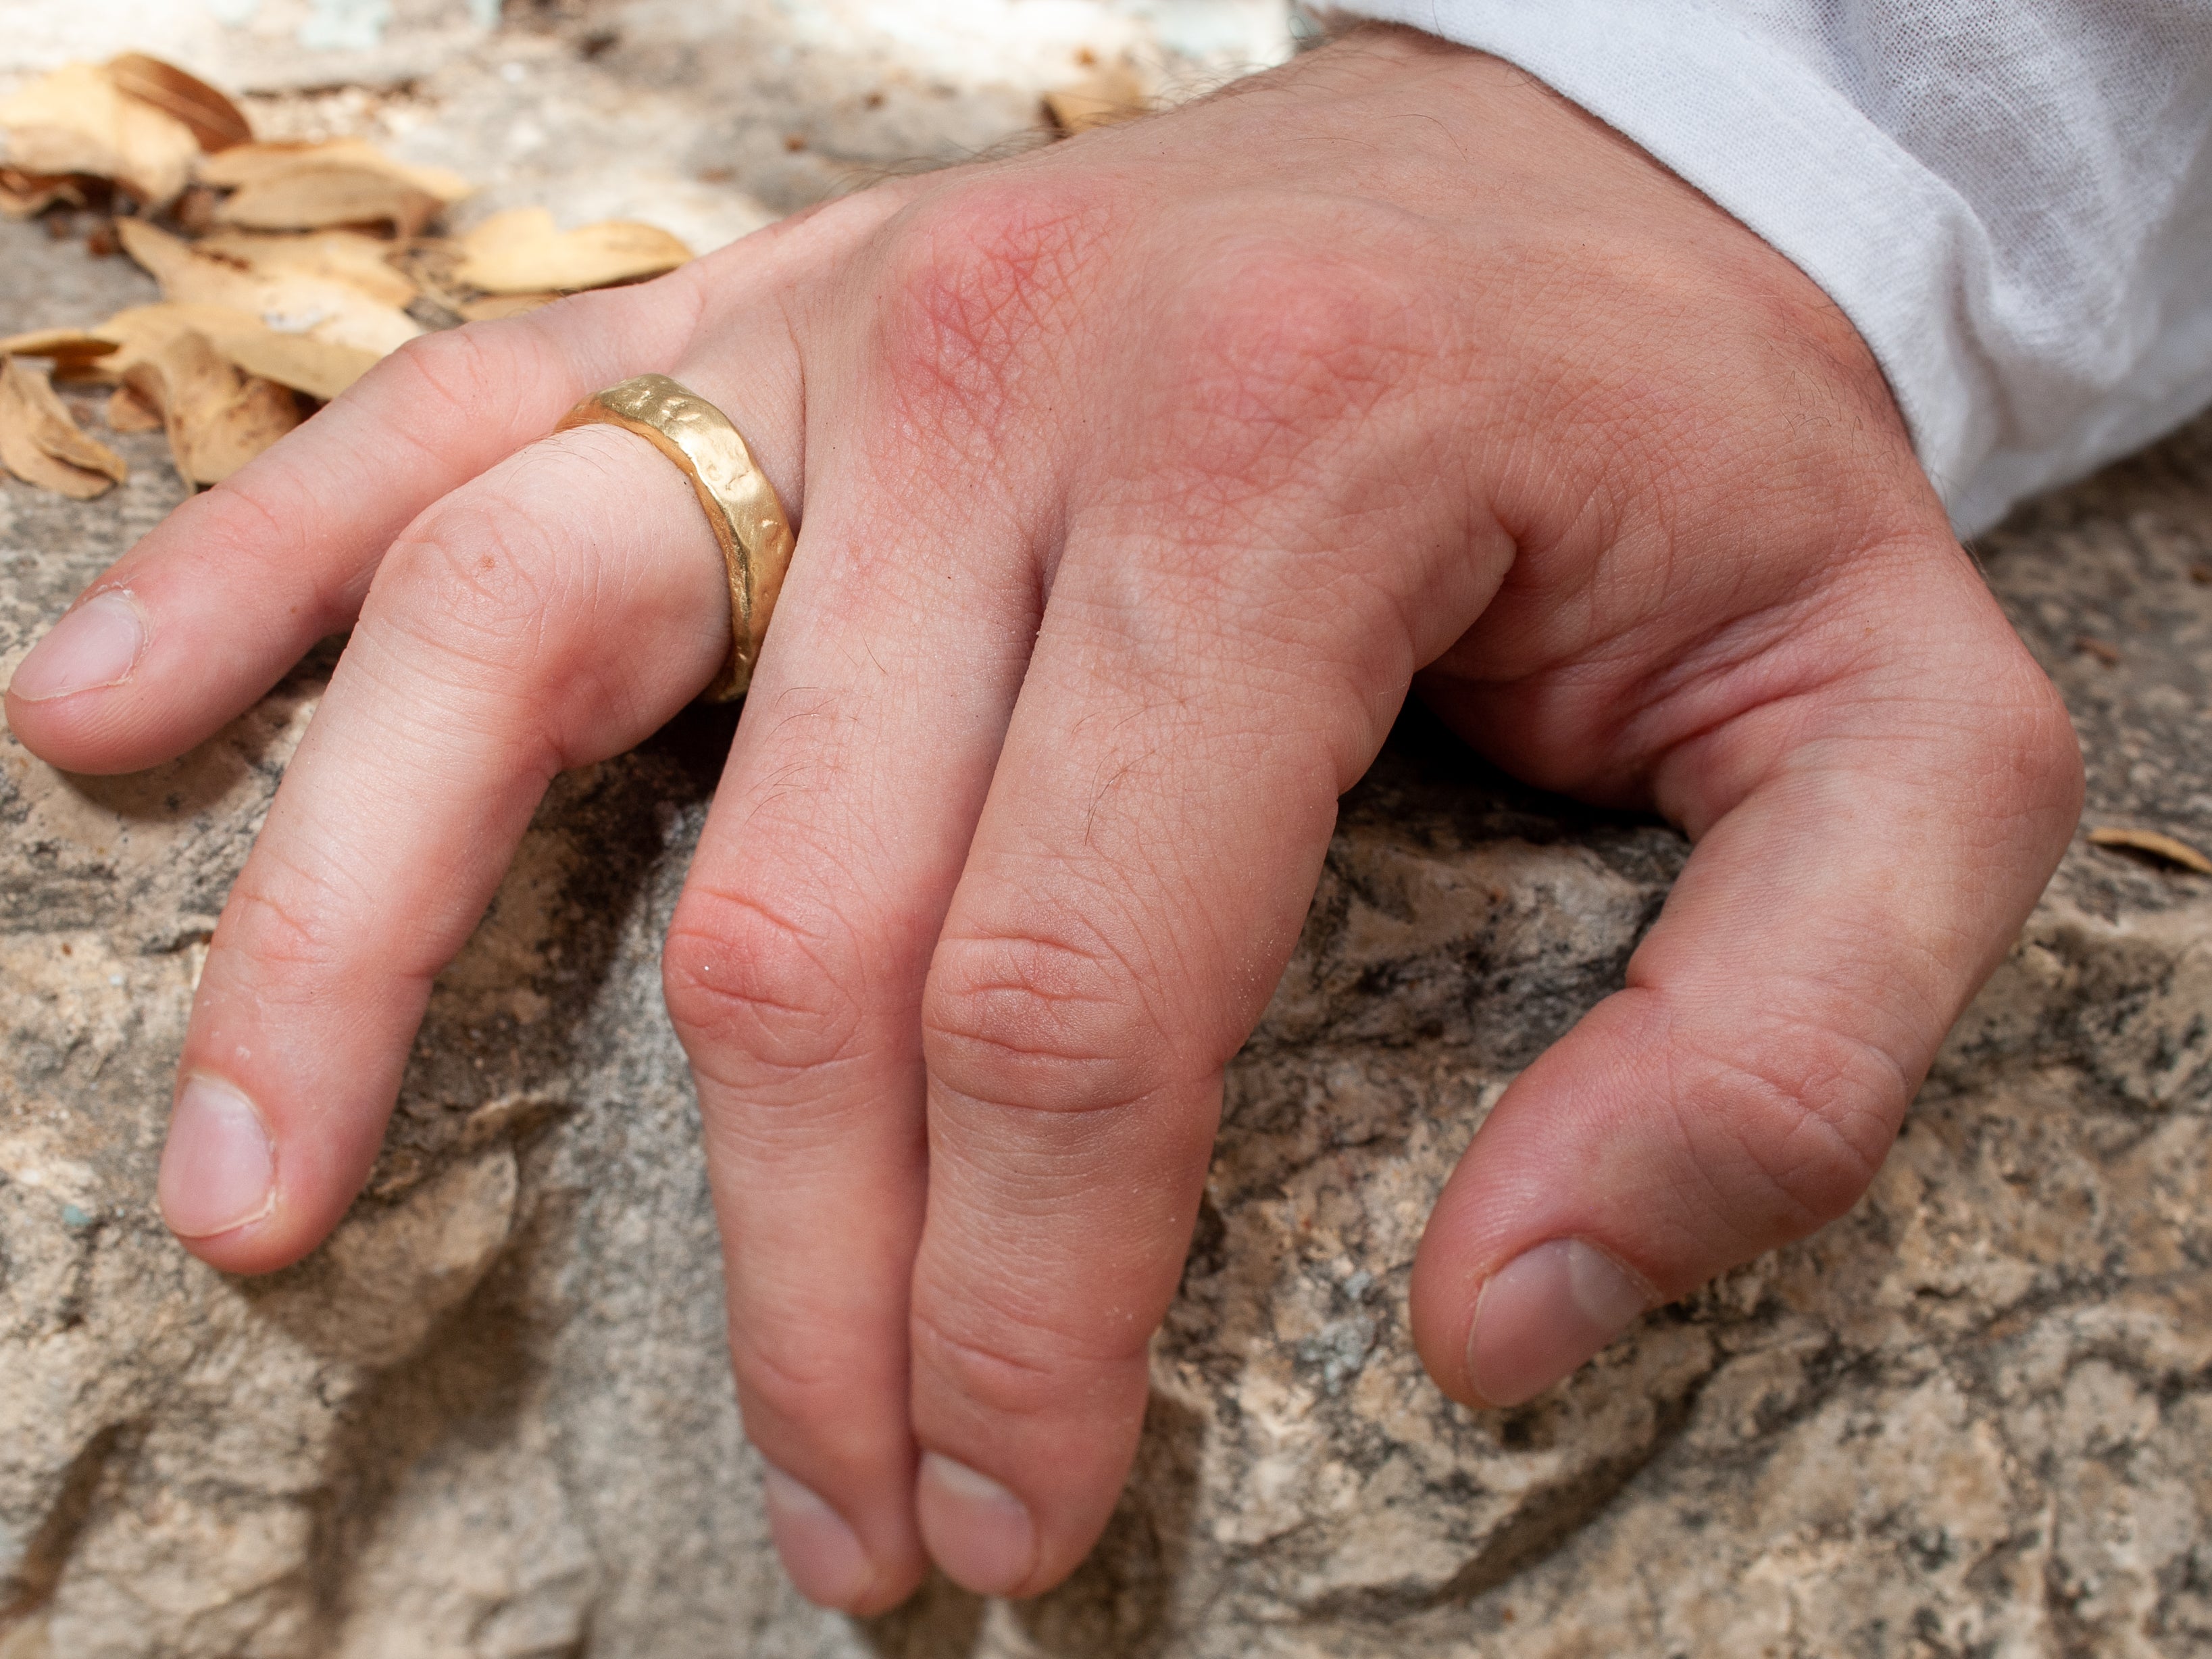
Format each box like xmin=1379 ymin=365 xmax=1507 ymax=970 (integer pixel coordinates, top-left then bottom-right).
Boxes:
xmin=0 ymin=61 xmax=200 ymax=206
xmin=197 ymin=139 xmax=471 ymax=203
xmin=66 ymin=302 xmax=257 ymax=383
xmin=457 ymin=292 xmax=560 ymax=322
xmin=2087 ymin=826 xmax=2212 ymax=875
xmin=7 ymin=293 xmax=385 ymax=401
xmin=0 ymin=357 xmax=126 ymax=498
xmin=1043 ymin=65 xmax=1151 ymax=134
xmin=213 ymin=328 xmax=379 ymax=403
xmin=123 ymin=329 xmax=301 ymax=487
xmin=214 ymin=165 xmax=445 ymax=238
xmin=2 ymin=359 xmax=127 ymax=479
xmin=0 ymin=168 xmax=84 ymax=219
xmin=118 ymin=220 xmax=424 ymax=357
xmin=66 ymin=301 xmax=376 ymax=402
xmin=0 ymin=328 xmax=123 ymax=374
xmin=106 ymin=54 xmax=252 ymax=153
xmin=195 ymin=228 xmax=419 ymax=307
xmin=106 ymin=383 xmax=164 ymax=432
xmin=455 ymin=207 xmax=690 ymax=294
xmin=0 ymin=414 xmax=114 ymax=498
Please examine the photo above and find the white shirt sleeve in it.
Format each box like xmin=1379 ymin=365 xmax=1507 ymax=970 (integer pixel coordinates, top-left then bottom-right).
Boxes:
xmin=1324 ymin=1 xmax=2212 ymax=537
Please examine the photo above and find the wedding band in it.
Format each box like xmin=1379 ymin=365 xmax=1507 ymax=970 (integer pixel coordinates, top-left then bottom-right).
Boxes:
xmin=556 ymin=372 xmax=794 ymax=701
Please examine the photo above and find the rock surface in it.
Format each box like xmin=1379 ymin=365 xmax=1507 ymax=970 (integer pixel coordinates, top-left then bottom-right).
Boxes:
xmin=5 ymin=5 xmax=2212 ymax=1656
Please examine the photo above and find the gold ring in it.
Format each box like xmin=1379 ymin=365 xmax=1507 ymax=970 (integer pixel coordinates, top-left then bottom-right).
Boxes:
xmin=556 ymin=372 xmax=794 ymax=701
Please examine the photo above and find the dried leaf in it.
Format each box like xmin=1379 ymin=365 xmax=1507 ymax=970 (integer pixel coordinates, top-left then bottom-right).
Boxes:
xmin=59 ymin=301 xmax=378 ymax=403
xmin=0 ymin=328 xmax=124 ymax=374
xmin=2087 ymin=826 xmax=2212 ymax=875
xmin=197 ymin=139 xmax=470 ymax=203
xmin=60 ymin=303 xmax=255 ymax=383
xmin=6 ymin=303 xmax=364 ymax=398
xmin=106 ymin=383 xmax=163 ymax=432
xmin=455 ymin=207 xmax=690 ymax=294
xmin=1043 ymin=65 xmax=1151 ymax=134
xmin=0 ymin=167 xmax=85 ymax=219
xmin=0 ymin=416 xmax=114 ymax=497
xmin=2 ymin=358 xmax=128 ymax=478
xmin=195 ymin=228 xmax=419 ymax=307
xmin=0 ymin=356 xmax=127 ymax=498
xmin=117 ymin=220 xmax=424 ymax=358
xmin=123 ymin=329 xmax=301 ymax=487
xmin=214 ymin=164 xmax=445 ymax=238
xmin=211 ymin=327 xmax=378 ymax=403
xmin=105 ymin=54 xmax=253 ymax=154
xmin=0 ymin=61 xmax=200 ymax=207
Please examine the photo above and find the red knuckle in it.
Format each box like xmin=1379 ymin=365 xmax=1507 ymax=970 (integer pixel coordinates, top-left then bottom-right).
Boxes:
xmin=1161 ymin=245 xmax=1401 ymax=441
xmin=920 ymin=926 xmax=1158 ymax=1115
xmin=1181 ymin=244 xmax=1395 ymax=393
xmin=874 ymin=178 xmax=1111 ymax=430
xmin=661 ymin=888 xmax=868 ymax=1081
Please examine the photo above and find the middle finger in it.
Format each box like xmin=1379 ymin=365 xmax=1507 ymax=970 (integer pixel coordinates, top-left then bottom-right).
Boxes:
xmin=661 ymin=213 xmax=1078 ymax=1610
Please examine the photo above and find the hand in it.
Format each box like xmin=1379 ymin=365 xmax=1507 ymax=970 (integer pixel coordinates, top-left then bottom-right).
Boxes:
xmin=4 ymin=28 xmax=2080 ymax=1612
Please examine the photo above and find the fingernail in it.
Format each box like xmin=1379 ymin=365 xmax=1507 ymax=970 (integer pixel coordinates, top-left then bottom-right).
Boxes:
xmin=7 ymin=590 xmax=147 ymax=703
xmin=157 ymin=1075 xmax=276 ymax=1239
xmin=1464 ymin=1238 xmax=1649 ymax=1408
xmin=761 ymin=1466 xmax=874 ymax=1610
xmin=917 ymin=1453 xmax=1035 ymax=1597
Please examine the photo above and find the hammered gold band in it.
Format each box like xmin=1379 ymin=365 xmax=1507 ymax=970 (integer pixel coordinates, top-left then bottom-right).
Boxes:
xmin=556 ymin=372 xmax=794 ymax=701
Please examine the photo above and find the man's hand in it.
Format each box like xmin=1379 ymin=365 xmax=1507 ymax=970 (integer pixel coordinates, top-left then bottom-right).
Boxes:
xmin=3 ymin=28 xmax=2080 ymax=1612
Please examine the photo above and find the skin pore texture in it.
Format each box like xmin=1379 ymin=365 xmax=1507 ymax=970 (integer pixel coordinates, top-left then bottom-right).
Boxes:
xmin=4 ymin=28 xmax=2080 ymax=1614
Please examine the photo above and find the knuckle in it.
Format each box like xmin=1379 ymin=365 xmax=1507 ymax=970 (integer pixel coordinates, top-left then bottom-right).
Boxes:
xmin=372 ymin=487 xmax=568 ymax=674
xmin=873 ymin=176 xmax=1113 ymax=430
xmin=1151 ymin=239 xmax=1410 ymax=498
xmin=174 ymin=472 xmax=357 ymax=637
xmin=380 ymin=324 xmax=526 ymax=426
xmin=1178 ymin=241 xmax=1399 ymax=404
xmin=920 ymin=923 xmax=1160 ymax=1116
xmin=216 ymin=842 xmax=382 ymax=989
xmin=220 ymin=881 xmax=339 ymax=983
xmin=909 ymin=1294 xmax=1136 ymax=1427
xmin=661 ymin=887 xmax=868 ymax=1082
xmin=726 ymin=1327 xmax=851 ymax=1444
xmin=1679 ymin=1014 xmax=1906 ymax=1239
xmin=1998 ymin=663 xmax=2087 ymax=822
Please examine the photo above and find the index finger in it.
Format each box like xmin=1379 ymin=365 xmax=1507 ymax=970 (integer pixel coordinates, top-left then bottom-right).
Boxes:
xmin=4 ymin=288 xmax=666 ymax=774
xmin=3 ymin=196 xmax=893 ymax=777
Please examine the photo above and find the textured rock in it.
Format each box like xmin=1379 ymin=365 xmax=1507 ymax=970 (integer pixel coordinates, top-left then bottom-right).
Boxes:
xmin=5 ymin=7 xmax=2212 ymax=1656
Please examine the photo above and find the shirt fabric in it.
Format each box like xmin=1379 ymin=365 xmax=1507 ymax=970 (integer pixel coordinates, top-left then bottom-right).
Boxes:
xmin=1326 ymin=1 xmax=2212 ymax=537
